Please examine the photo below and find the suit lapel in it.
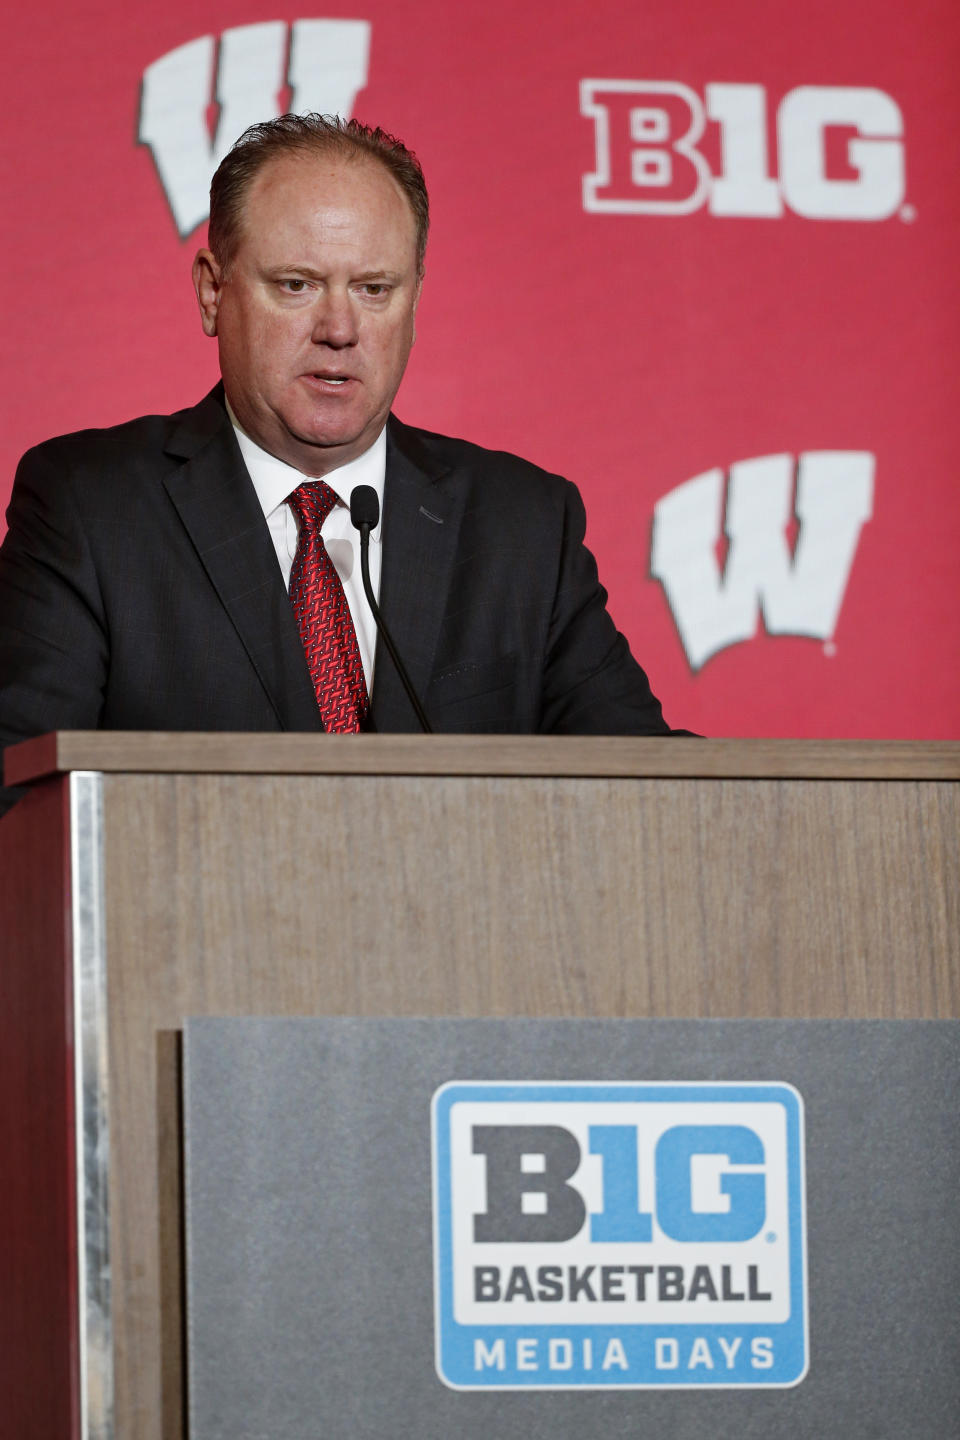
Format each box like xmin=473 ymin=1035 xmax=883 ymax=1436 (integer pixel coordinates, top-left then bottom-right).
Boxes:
xmin=162 ymin=390 xmax=322 ymax=732
xmin=371 ymin=417 xmax=464 ymax=730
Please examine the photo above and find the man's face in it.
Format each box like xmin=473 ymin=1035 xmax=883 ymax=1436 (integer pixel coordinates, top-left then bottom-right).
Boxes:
xmin=193 ymin=151 xmax=421 ymax=476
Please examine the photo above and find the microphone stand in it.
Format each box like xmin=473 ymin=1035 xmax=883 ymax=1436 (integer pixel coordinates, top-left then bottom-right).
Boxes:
xmin=351 ymin=486 xmax=433 ymax=734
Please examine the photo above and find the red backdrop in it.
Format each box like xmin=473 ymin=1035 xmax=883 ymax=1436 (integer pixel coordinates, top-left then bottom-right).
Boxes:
xmin=3 ymin=0 xmax=958 ymax=737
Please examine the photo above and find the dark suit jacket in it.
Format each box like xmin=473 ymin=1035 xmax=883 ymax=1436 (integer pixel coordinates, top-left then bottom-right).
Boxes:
xmin=0 ymin=388 xmax=674 ymax=811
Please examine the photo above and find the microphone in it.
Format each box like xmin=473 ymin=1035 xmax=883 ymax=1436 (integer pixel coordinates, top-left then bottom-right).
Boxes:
xmin=350 ymin=485 xmax=433 ymax=733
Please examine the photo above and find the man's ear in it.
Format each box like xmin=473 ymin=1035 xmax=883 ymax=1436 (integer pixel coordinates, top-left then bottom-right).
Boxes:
xmin=192 ymin=249 xmax=223 ymax=337
xmin=412 ymin=273 xmax=423 ymax=345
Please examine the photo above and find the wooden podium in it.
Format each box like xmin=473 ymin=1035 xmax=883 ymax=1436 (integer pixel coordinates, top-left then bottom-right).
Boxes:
xmin=1 ymin=733 xmax=958 ymax=1439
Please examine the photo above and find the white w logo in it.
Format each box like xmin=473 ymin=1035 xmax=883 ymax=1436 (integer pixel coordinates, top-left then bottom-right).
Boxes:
xmin=138 ymin=19 xmax=371 ymax=238
xmin=650 ymin=451 xmax=874 ymax=670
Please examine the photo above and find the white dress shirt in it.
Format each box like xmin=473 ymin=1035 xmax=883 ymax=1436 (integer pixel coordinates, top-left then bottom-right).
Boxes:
xmin=228 ymin=405 xmax=385 ymax=694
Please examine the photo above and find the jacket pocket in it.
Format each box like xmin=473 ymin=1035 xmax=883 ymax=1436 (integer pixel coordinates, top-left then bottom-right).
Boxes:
xmin=428 ymin=653 xmax=518 ymax=705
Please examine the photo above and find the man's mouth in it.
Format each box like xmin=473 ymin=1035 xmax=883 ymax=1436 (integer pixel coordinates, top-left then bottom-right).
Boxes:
xmin=304 ymin=372 xmax=355 ymax=391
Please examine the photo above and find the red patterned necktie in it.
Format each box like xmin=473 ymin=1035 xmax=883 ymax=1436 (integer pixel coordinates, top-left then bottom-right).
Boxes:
xmin=287 ymin=480 xmax=369 ymax=733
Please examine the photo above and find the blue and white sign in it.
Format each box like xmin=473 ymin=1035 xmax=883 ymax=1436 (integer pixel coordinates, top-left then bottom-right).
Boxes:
xmin=432 ymin=1082 xmax=807 ymax=1389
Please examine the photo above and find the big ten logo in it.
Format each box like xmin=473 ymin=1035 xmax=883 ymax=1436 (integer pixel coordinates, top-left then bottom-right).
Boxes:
xmin=581 ymin=80 xmax=908 ymax=220
xmin=138 ymin=20 xmax=372 ymax=238
xmin=433 ymin=1083 xmax=807 ymax=1388
xmin=472 ymin=1121 xmax=768 ymax=1247
xmin=650 ymin=451 xmax=874 ymax=671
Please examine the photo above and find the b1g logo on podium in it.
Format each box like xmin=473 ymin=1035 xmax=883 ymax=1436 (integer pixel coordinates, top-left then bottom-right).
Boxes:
xmin=432 ymin=1082 xmax=807 ymax=1389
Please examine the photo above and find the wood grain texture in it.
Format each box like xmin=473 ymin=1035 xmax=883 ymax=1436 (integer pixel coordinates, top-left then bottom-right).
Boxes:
xmin=93 ymin=767 xmax=959 ymax=1437
xmin=6 ymin=730 xmax=960 ymax=785
xmin=0 ymin=780 xmax=79 ymax=1439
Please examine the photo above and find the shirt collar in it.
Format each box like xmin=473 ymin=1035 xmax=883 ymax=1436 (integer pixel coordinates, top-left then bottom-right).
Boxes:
xmin=226 ymin=397 xmax=387 ymax=539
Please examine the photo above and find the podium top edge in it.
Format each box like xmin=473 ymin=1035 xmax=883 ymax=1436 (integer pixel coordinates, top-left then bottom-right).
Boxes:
xmin=5 ymin=732 xmax=960 ymax=785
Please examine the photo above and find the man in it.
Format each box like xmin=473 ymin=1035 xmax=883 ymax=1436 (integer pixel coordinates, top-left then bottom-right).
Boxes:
xmin=0 ymin=114 xmax=684 ymax=816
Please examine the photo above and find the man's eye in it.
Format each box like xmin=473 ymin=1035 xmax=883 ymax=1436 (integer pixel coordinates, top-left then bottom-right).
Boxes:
xmin=280 ymin=279 xmax=307 ymax=293
xmin=360 ymin=283 xmax=388 ymax=296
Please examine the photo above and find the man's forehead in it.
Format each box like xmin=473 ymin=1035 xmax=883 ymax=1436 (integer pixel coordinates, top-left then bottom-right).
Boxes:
xmin=227 ymin=149 xmax=418 ymax=272
xmin=245 ymin=150 xmax=411 ymax=222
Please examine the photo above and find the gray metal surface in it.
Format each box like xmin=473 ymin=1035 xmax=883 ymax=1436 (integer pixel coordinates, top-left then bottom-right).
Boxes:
xmin=183 ymin=1017 xmax=960 ymax=1439
xmin=70 ymin=771 xmax=113 ymax=1440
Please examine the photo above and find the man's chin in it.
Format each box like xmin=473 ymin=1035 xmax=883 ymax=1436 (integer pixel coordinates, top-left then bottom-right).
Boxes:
xmin=282 ymin=419 xmax=376 ymax=475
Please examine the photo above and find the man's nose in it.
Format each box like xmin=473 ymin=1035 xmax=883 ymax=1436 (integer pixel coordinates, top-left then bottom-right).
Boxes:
xmin=311 ymin=290 xmax=359 ymax=348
